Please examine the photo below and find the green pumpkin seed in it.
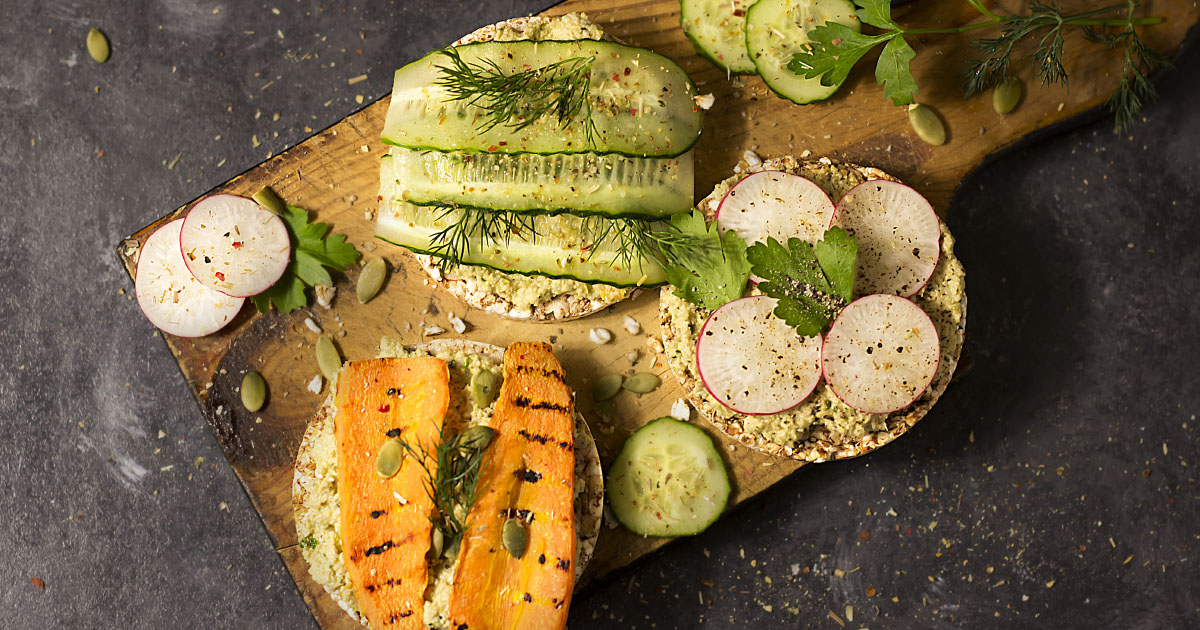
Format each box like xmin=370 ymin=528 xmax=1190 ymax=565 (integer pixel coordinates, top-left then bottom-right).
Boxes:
xmin=375 ymin=439 xmax=405 ymax=479
xmin=357 ymin=258 xmax=387 ymax=304
xmin=86 ymin=28 xmax=110 ymax=63
xmin=502 ymin=518 xmax=528 ymax=558
xmin=907 ymin=104 xmax=946 ymax=146
xmin=315 ymin=336 xmax=342 ymax=379
xmin=470 ymin=370 xmax=500 ymax=408
xmin=429 ymin=527 xmax=444 ymax=561
xmin=457 ymin=425 xmax=496 ymax=452
xmin=992 ymin=77 xmax=1022 ymax=115
xmin=622 ymin=372 xmax=661 ymax=395
xmin=240 ymin=371 xmax=267 ymax=412
xmin=251 ymin=185 xmax=286 ymax=216
xmin=592 ymin=373 xmax=624 ymax=401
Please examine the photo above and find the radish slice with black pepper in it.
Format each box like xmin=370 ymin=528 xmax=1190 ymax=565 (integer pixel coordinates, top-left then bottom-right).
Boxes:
xmin=180 ymin=194 xmax=290 ymax=297
xmin=696 ymin=295 xmax=822 ymax=415
xmin=135 ymin=219 xmax=244 ymax=337
xmin=833 ymin=180 xmax=940 ymax=297
xmin=821 ymin=294 xmax=939 ymax=414
xmin=716 ymin=171 xmax=836 ymax=246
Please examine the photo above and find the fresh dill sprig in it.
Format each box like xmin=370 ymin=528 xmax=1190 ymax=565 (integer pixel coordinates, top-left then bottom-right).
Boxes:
xmin=789 ymin=0 xmax=1167 ymax=132
xmin=394 ymin=424 xmax=490 ymax=554
xmin=427 ymin=205 xmax=540 ymax=273
xmin=426 ymin=207 xmax=685 ymax=276
xmin=1082 ymin=3 xmax=1173 ymax=131
xmin=434 ymin=47 xmax=598 ymax=146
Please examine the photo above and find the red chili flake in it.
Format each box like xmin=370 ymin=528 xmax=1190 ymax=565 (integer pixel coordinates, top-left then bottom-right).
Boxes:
xmin=733 ymin=9 xmax=745 ymax=16
xmin=355 ymin=48 xmax=363 ymax=54
xmin=31 ymin=577 xmax=44 ymax=590
xmin=215 ymin=272 xmax=226 ymax=281
xmin=858 ymin=530 xmax=871 ymax=542
xmin=231 ymin=241 xmax=244 ymax=249
xmin=378 ymin=404 xmax=391 ymax=413
xmin=906 ymin=527 xmax=912 ymax=536
xmin=487 ymin=145 xmax=499 ymax=152
xmin=611 ymin=73 xmax=620 ymax=81
xmin=629 ymin=108 xmax=638 ymax=115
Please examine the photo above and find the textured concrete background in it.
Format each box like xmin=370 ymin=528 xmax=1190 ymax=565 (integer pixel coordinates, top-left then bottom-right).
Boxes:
xmin=1 ymin=1 xmax=1197 ymax=628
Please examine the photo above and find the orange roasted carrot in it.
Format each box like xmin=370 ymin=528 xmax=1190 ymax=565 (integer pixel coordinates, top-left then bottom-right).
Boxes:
xmin=449 ymin=342 xmax=576 ymax=630
xmin=335 ymin=357 xmax=448 ymax=630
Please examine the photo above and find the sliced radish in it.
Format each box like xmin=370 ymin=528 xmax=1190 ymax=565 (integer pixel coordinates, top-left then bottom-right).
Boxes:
xmin=821 ymin=294 xmax=940 ymax=414
xmin=180 ymin=194 xmax=290 ymax=297
xmin=696 ymin=295 xmax=822 ymax=415
xmin=135 ymin=219 xmax=245 ymax=337
xmin=716 ymin=171 xmax=836 ymax=246
xmin=833 ymin=180 xmax=940 ymax=297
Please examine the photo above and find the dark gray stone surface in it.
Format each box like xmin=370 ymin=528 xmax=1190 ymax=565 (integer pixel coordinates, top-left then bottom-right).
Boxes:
xmin=1 ymin=1 xmax=1196 ymax=628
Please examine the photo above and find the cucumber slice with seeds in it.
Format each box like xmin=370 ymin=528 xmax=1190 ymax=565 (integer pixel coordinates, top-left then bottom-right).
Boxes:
xmin=374 ymin=199 xmax=668 ymax=288
xmin=745 ymin=0 xmax=860 ymax=104
xmin=681 ymin=0 xmax=757 ymax=74
xmin=384 ymin=148 xmax=694 ymax=219
xmin=607 ymin=417 xmax=731 ymax=537
xmin=382 ymin=40 xmax=703 ymax=157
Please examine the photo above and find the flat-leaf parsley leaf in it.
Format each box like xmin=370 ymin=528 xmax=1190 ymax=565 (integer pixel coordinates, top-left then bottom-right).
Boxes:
xmin=656 ymin=210 xmax=750 ymax=311
xmin=746 ymin=227 xmax=857 ymax=337
xmin=250 ymin=205 xmax=361 ymax=314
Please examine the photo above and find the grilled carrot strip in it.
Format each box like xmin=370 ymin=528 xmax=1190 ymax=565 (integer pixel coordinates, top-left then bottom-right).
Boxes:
xmin=449 ymin=342 xmax=577 ymax=630
xmin=335 ymin=357 xmax=448 ymax=629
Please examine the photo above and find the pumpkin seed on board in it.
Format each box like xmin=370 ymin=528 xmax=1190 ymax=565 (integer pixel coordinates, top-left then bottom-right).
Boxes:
xmin=502 ymin=518 xmax=528 ymax=558
xmin=470 ymin=371 xmax=500 ymax=408
xmin=457 ymin=425 xmax=496 ymax=452
xmin=315 ymin=335 xmax=342 ymax=379
xmin=592 ymin=374 xmax=624 ymax=401
xmin=623 ymin=372 xmax=661 ymax=395
xmin=251 ymin=185 xmax=286 ymax=216
xmin=429 ymin=527 xmax=444 ymax=560
xmin=907 ymin=104 xmax=946 ymax=146
xmin=356 ymin=258 xmax=386 ymax=303
xmin=86 ymin=28 xmax=110 ymax=63
xmin=375 ymin=439 xmax=405 ymax=479
xmin=992 ymin=77 xmax=1022 ymax=115
xmin=241 ymin=371 xmax=267 ymax=412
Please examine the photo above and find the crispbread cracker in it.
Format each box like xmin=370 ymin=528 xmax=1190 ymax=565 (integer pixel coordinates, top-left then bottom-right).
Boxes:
xmin=291 ymin=338 xmax=604 ymax=625
xmin=655 ymin=155 xmax=967 ymax=463
xmin=398 ymin=13 xmax=637 ymax=322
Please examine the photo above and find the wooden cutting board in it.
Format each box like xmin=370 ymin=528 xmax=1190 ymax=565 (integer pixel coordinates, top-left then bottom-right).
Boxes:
xmin=115 ymin=1 xmax=1198 ymax=627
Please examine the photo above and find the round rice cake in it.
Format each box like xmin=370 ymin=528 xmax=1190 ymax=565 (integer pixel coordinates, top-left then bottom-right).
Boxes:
xmin=402 ymin=13 xmax=637 ymax=322
xmin=291 ymin=338 xmax=604 ymax=628
xmin=655 ymin=154 xmax=967 ymax=463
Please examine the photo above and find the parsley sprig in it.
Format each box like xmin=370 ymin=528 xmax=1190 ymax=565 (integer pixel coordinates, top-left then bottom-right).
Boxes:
xmin=788 ymin=0 xmax=1166 ymax=131
xmin=746 ymin=228 xmax=858 ymax=338
xmin=650 ymin=210 xmax=751 ymax=310
xmin=250 ymin=205 xmax=361 ymax=314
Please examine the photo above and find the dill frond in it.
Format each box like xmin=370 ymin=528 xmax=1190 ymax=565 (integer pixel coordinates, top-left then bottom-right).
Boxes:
xmin=434 ymin=47 xmax=598 ymax=147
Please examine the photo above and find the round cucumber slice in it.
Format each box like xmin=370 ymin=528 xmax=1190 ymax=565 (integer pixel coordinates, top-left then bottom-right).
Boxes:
xmin=681 ymin=0 xmax=757 ymax=74
xmin=745 ymin=0 xmax=860 ymax=105
xmin=607 ymin=417 xmax=731 ymax=537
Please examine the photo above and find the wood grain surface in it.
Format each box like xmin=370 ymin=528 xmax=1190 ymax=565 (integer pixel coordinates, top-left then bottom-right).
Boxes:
xmin=115 ymin=1 xmax=1198 ymax=627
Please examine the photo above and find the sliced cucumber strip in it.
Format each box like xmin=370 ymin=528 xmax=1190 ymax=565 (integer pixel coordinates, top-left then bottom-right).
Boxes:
xmin=607 ymin=417 xmax=731 ymax=537
xmin=381 ymin=40 xmax=703 ymax=157
xmin=745 ymin=0 xmax=860 ymax=104
xmin=374 ymin=195 xmax=668 ymax=287
xmin=384 ymin=148 xmax=694 ymax=219
xmin=681 ymin=0 xmax=756 ymax=74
